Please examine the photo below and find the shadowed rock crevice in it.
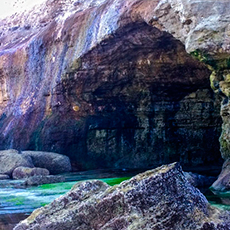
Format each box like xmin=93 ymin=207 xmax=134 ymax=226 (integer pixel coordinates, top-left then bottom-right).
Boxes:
xmin=28 ymin=22 xmax=222 ymax=170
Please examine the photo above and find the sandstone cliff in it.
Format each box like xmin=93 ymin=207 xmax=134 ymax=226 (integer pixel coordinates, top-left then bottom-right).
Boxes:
xmin=0 ymin=0 xmax=225 ymax=170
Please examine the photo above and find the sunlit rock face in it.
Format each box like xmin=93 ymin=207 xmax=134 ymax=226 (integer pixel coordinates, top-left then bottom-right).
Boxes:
xmin=152 ymin=0 xmax=230 ymax=161
xmin=0 ymin=0 xmax=222 ymax=170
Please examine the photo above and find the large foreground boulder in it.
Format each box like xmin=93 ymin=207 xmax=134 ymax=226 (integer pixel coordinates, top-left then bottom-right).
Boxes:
xmin=14 ymin=163 xmax=230 ymax=230
xmin=0 ymin=149 xmax=34 ymax=176
xmin=22 ymin=151 xmax=72 ymax=174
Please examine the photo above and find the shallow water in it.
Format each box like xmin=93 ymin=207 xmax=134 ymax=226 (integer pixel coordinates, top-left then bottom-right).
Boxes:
xmin=0 ymin=169 xmax=137 ymax=230
xmin=0 ymin=168 xmax=229 ymax=230
xmin=205 ymin=189 xmax=230 ymax=211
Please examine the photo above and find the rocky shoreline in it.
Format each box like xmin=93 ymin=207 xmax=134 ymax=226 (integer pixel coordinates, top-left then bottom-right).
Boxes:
xmin=1 ymin=0 xmax=230 ymax=229
xmin=0 ymin=0 xmax=223 ymax=170
xmin=13 ymin=163 xmax=230 ymax=230
xmin=0 ymin=149 xmax=71 ymax=186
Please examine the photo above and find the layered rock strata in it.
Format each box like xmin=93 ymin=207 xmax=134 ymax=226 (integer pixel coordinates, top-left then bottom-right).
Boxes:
xmin=0 ymin=0 xmax=225 ymax=169
xmin=152 ymin=0 xmax=230 ymax=160
xmin=14 ymin=163 xmax=230 ymax=230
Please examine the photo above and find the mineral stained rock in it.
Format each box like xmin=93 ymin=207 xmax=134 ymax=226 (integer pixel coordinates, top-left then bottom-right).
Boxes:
xmin=14 ymin=163 xmax=230 ymax=230
xmin=152 ymin=0 xmax=230 ymax=160
xmin=0 ymin=0 xmax=225 ymax=169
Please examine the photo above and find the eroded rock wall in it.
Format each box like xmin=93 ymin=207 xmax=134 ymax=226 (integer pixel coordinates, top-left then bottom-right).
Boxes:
xmin=151 ymin=0 xmax=230 ymax=161
xmin=0 ymin=0 xmax=223 ymax=170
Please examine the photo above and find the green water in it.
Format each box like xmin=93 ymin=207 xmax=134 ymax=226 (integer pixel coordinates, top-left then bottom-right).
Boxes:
xmin=0 ymin=177 xmax=131 ymax=215
xmin=0 ymin=176 xmax=132 ymax=230
xmin=205 ymin=189 xmax=230 ymax=211
xmin=0 ymin=169 xmax=230 ymax=230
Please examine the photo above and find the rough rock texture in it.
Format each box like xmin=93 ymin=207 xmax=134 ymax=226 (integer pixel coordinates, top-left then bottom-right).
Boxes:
xmin=152 ymin=0 xmax=230 ymax=161
xmin=211 ymin=159 xmax=230 ymax=192
xmin=24 ymin=175 xmax=64 ymax=186
xmin=21 ymin=151 xmax=72 ymax=174
xmin=12 ymin=166 xmax=49 ymax=179
xmin=0 ymin=0 xmax=225 ymax=169
xmin=0 ymin=149 xmax=34 ymax=176
xmin=14 ymin=163 xmax=230 ymax=230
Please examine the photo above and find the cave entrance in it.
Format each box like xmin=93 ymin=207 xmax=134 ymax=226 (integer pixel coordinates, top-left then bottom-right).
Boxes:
xmin=52 ymin=22 xmax=224 ymax=171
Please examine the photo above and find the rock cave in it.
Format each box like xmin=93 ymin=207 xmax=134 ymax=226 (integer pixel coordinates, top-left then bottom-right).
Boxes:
xmin=0 ymin=1 xmax=224 ymax=171
xmin=1 ymin=0 xmax=230 ymax=229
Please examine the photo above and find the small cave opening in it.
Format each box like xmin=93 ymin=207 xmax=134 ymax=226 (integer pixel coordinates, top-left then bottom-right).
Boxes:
xmin=57 ymin=21 xmax=223 ymax=173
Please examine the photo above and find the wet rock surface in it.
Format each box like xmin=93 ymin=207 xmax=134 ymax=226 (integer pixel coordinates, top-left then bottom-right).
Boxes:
xmin=184 ymin=172 xmax=216 ymax=188
xmin=152 ymin=0 xmax=230 ymax=161
xmin=0 ymin=0 xmax=223 ymax=170
xmin=0 ymin=174 xmax=10 ymax=180
xmin=24 ymin=175 xmax=64 ymax=186
xmin=0 ymin=149 xmax=71 ymax=183
xmin=14 ymin=163 xmax=230 ymax=230
xmin=211 ymin=159 xmax=230 ymax=192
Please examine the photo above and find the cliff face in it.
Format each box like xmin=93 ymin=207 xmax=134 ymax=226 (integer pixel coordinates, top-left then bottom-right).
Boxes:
xmin=152 ymin=0 xmax=230 ymax=161
xmin=0 ymin=0 xmax=223 ymax=170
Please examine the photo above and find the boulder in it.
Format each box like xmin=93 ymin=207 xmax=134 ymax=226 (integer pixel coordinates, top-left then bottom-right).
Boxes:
xmin=14 ymin=163 xmax=230 ymax=230
xmin=211 ymin=159 xmax=230 ymax=192
xmin=22 ymin=151 xmax=71 ymax=174
xmin=0 ymin=174 xmax=10 ymax=180
xmin=25 ymin=175 xmax=65 ymax=186
xmin=12 ymin=167 xmax=49 ymax=180
xmin=0 ymin=149 xmax=34 ymax=176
